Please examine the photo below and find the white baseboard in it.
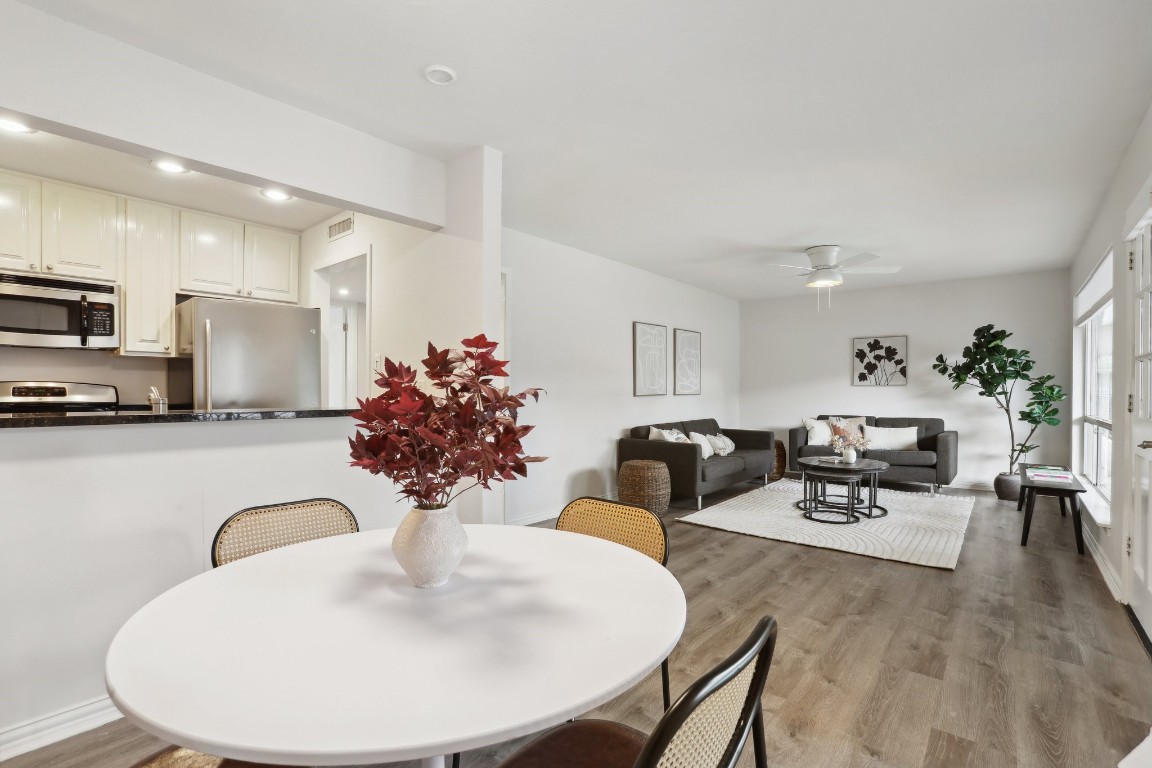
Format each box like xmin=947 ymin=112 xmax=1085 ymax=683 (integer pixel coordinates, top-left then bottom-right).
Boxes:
xmin=506 ymin=508 xmax=561 ymax=526
xmin=0 ymin=696 xmax=122 ymax=760
xmin=1084 ymin=523 xmax=1125 ymax=602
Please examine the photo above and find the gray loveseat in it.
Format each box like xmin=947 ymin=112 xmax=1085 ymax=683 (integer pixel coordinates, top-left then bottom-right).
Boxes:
xmin=788 ymin=415 xmax=958 ymax=493
xmin=617 ymin=419 xmax=776 ymax=510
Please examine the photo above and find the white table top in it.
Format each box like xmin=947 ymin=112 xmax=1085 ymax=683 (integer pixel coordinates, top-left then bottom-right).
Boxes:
xmin=105 ymin=525 xmax=686 ymax=766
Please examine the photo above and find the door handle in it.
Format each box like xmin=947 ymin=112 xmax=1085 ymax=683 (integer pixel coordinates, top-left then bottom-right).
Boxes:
xmin=1139 ymin=441 xmax=1152 ymax=449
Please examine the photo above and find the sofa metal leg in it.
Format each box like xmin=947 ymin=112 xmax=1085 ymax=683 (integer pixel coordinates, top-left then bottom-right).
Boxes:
xmin=697 ymin=496 xmax=702 ymax=510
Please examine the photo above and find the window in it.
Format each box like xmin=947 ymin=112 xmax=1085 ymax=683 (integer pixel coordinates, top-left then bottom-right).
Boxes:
xmin=1082 ymin=300 xmax=1112 ymax=498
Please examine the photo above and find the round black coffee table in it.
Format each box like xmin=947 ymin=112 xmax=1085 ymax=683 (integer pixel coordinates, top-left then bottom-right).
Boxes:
xmin=796 ymin=456 xmax=890 ymax=524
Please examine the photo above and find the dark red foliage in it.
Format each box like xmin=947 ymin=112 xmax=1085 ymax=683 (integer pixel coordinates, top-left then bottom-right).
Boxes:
xmin=349 ymin=334 xmax=545 ymax=509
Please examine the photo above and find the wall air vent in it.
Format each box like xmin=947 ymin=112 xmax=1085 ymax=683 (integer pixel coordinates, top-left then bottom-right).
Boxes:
xmin=328 ymin=215 xmax=354 ymax=242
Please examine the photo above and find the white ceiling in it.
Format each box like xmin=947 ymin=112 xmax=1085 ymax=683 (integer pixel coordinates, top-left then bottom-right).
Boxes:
xmin=16 ymin=0 xmax=1152 ymax=299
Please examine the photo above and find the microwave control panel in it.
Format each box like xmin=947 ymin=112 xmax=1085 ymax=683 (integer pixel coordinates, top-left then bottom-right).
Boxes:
xmin=89 ymin=303 xmax=115 ymax=336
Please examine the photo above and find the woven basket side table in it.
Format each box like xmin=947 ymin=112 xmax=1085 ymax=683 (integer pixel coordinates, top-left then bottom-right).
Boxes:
xmin=618 ymin=459 xmax=672 ymax=516
xmin=767 ymin=439 xmax=786 ymax=482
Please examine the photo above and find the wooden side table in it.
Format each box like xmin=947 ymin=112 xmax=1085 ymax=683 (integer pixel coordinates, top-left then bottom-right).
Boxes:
xmin=1018 ymin=463 xmax=1086 ymax=555
xmin=618 ymin=459 xmax=671 ymax=515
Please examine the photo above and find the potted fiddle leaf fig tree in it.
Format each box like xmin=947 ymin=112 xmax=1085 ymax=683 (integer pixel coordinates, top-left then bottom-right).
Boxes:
xmin=932 ymin=324 xmax=1067 ymax=501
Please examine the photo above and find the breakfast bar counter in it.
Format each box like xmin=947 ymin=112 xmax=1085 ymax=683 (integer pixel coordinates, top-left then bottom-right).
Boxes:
xmin=0 ymin=407 xmax=354 ymax=428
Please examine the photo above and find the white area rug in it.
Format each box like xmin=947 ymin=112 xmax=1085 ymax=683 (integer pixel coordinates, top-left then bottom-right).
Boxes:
xmin=678 ymin=479 xmax=975 ymax=569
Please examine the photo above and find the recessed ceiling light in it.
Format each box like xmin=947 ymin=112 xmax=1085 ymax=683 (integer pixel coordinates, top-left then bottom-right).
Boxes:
xmin=0 ymin=119 xmax=36 ymax=134
xmin=260 ymin=188 xmax=292 ymax=201
xmin=152 ymin=159 xmax=189 ymax=174
xmin=338 ymin=288 xmax=349 ymax=296
xmin=423 ymin=65 xmax=457 ymax=85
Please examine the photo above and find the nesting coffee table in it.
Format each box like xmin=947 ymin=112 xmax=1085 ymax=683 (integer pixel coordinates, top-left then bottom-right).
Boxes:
xmin=797 ymin=456 xmax=890 ymax=524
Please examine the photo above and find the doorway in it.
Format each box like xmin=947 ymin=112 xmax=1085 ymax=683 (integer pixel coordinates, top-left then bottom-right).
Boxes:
xmin=316 ymin=254 xmax=369 ymax=408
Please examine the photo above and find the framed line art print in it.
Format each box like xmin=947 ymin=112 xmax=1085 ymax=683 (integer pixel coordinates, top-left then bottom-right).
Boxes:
xmin=674 ymin=328 xmax=701 ymax=395
xmin=852 ymin=335 xmax=908 ymax=386
xmin=633 ymin=321 xmax=667 ymax=396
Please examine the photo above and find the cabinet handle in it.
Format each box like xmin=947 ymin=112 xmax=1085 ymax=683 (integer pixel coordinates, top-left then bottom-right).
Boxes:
xmin=246 ymin=290 xmax=252 ymax=296
xmin=45 ymin=264 xmax=53 ymax=271
xmin=235 ymin=289 xmax=241 ymax=294
xmin=163 ymin=345 xmax=170 ymax=351
xmin=28 ymin=264 xmax=37 ymax=271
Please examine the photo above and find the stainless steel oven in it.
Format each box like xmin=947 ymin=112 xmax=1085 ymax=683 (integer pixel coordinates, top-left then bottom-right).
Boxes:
xmin=0 ymin=272 xmax=119 ymax=349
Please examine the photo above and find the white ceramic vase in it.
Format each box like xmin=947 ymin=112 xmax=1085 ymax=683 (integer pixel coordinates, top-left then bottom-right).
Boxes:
xmin=392 ymin=505 xmax=468 ymax=588
xmin=843 ymin=447 xmax=858 ymax=463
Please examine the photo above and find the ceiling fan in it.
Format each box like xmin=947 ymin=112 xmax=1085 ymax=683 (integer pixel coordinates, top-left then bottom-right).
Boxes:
xmin=767 ymin=245 xmax=902 ymax=288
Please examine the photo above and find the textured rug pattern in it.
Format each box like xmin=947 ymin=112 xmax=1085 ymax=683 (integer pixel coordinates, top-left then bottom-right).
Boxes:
xmin=678 ymin=479 xmax=975 ymax=569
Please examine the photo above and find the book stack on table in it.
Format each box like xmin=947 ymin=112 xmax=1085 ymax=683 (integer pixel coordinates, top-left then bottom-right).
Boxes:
xmin=1025 ymin=465 xmax=1074 ymax=482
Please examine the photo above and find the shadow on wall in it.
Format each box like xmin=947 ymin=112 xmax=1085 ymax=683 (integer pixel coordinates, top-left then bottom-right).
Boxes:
xmin=566 ymin=468 xmax=610 ymax=504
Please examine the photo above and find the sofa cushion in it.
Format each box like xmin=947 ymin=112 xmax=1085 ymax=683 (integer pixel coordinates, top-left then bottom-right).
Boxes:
xmin=732 ymin=448 xmax=773 ymax=472
xmin=865 ymin=449 xmax=938 ymax=467
xmin=701 ymin=455 xmax=746 ymax=481
xmin=683 ymin=418 xmax=721 ymax=436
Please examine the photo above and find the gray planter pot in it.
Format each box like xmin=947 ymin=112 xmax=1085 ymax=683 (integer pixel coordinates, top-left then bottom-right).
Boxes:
xmin=993 ymin=472 xmax=1021 ymax=501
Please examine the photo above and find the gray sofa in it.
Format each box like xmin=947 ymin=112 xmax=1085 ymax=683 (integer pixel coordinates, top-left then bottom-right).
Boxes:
xmin=788 ymin=415 xmax=958 ymax=493
xmin=617 ymin=418 xmax=776 ymax=510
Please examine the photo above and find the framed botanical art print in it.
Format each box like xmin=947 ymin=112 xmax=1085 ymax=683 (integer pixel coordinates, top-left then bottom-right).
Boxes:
xmin=633 ymin=321 xmax=667 ymax=396
xmin=852 ymin=335 xmax=908 ymax=386
xmin=674 ymin=328 xmax=702 ymax=395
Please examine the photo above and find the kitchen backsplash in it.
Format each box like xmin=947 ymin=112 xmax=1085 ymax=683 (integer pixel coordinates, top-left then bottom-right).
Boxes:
xmin=0 ymin=347 xmax=169 ymax=405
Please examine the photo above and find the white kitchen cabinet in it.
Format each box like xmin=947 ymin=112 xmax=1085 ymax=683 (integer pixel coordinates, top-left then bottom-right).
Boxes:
xmin=179 ymin=210 xmax=245 ymax=297
xmin=244 ymin=224 xmax=299 ymax=302
xmin=41 ymin=181 xmax=121 ymax=281
xmin=179 ymin=213 xmax=299 ymax=303
xmin=0 ymin=171 xmax=41 ymax=273
xmin=122 ymin=199 xmax=177 ymax=355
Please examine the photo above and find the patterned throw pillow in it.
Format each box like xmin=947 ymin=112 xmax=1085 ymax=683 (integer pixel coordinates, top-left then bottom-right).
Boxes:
xmin=706 ymin=433 xmax=736 ymax=456
xmin=662 ymin=428 xmax=691 ymax=443
xmin=828 ymin=416 xmax=866 ymax=440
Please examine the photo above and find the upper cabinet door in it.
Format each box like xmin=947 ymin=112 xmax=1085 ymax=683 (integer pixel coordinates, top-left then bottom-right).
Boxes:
xmin=180 ymin=211 xmax=245 ymax=296
xmin=41 ymin=182 xmax=120 ymax=281
xmin=244 ymin=225 xmax=299 ymax=303
xmin=123 ymin=199 xmax=177 ymax=355
xmin=0 ymin=171 xmax=42 ymax=273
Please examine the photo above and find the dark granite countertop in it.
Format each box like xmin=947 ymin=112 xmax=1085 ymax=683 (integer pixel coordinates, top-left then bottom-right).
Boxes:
xmin=0 ymin=408 xmax=356 ymax=429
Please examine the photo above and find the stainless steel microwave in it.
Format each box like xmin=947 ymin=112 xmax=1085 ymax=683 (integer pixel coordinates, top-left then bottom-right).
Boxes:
xmin=0 ymin=272 xmax=119 ymax=349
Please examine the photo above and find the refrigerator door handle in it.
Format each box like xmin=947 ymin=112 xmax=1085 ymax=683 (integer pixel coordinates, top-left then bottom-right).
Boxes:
xmin=204 ymin=318 xmax=213 ymax=411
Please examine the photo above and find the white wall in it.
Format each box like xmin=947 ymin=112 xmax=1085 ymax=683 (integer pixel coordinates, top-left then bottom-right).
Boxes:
xmin=0 ymin=417 xmax=395 ymax=757
xmin=0 ymin=0 xmax=445 ymax=229
xmin=502 ymin=228 xmax=741 ymax=524
xmin=740 ymin=269 xmax=1072 ymax=489
xmin=1069 ymin=97 xmax=1152 ymax=597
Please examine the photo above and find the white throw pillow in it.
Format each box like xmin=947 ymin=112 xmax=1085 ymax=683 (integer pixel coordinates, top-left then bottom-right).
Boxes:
xmin=802 ymin=417 xmax=832 ymax=446
xmin=706 ymin=433 xmax=736 ymax=456
xmin=863 ymin=425 xmax=919 ymax=450
xmin=689 ymin=432 xmax=715 ymax=459
xmin=648 ymin=426 xmax=666 ymax=441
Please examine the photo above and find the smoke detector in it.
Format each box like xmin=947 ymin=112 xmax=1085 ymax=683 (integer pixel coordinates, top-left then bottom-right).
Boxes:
xmin=423 ymin=65 xmax=457 ymax=85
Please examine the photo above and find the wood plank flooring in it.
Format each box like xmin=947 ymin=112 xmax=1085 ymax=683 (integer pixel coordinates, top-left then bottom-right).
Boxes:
xmin=5 ymin=483 xmax=1151 ymax=768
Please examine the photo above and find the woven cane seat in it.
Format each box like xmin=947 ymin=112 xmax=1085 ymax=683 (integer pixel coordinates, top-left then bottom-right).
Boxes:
xmin=212 ymin=498 xmax=358 ymax=566
xmin=618 ymin=459 xmax=672 ymax=516
xmin=131 ymin=746 xmax=283 ymax=768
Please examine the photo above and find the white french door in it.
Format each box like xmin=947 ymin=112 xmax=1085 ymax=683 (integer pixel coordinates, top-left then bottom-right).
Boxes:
xmin=1128 ymin=223 xmax=1152 ymax=633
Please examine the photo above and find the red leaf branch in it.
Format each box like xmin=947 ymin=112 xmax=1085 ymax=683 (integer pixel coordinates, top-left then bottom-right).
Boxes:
xmin=349 ymin=334 xmax=546 ymax=509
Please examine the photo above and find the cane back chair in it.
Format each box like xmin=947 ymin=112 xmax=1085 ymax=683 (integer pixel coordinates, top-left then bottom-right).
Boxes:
xmin=495 ymin=615 xmax=778 ymax=768
xmin=131 ymin=498 xmax=359 ymax=768
xmin=555 ymin=496 xmax=671 ymax=708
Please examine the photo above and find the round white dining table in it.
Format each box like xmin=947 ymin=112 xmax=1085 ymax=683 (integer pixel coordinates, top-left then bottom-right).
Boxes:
xmin=105 ymin=524 xmax=686 ymax=767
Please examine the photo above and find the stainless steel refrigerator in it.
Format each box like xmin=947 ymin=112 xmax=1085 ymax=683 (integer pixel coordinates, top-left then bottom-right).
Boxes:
xmin=169 ymin=297 xmax=321 ymax=410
